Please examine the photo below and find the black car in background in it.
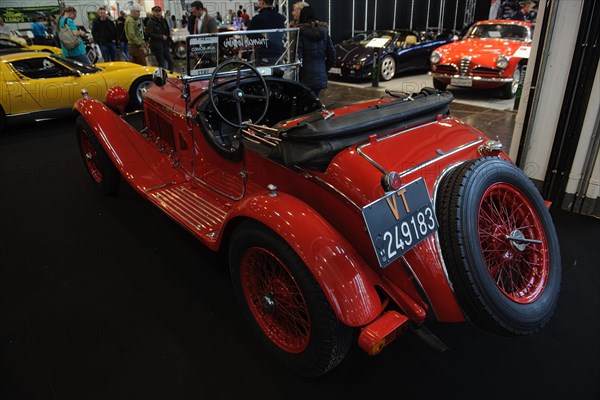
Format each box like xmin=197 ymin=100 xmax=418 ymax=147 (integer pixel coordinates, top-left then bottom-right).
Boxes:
xmin=329 ymin=29 xmax=458 ymax=81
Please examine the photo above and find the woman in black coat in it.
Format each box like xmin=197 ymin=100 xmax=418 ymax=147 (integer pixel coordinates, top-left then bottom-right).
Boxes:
xmin=296 ymin=7 xmax=335 ymax=97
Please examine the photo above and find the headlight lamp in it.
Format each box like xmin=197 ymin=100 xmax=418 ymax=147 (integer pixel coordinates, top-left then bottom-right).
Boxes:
xmin=496 ymin=55 xmax=509 ymax=69
xmin=430 ymin=52 xmax=441 ymax=64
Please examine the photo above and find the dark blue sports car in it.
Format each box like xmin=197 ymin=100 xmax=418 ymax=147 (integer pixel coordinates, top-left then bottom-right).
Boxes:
xmin=330 ymin=29 xmax=458 ymax=81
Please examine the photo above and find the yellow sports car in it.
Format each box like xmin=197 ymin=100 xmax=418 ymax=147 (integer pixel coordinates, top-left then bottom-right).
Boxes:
xmin=0 ymin=51 xmax=159 ymax=132
xmin=0 ymin=36 xmax=62 ymax=55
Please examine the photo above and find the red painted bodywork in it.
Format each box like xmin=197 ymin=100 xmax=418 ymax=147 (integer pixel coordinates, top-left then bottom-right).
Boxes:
xmin=73 ymin=72 xmax=517 ymax=348
xmin=431 ymin=19 xmax=533 ymax=89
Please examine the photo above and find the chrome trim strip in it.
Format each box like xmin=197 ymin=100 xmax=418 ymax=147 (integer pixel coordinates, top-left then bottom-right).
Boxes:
xmin=398 ymin=138 xmax=482 ymax=179
xmin=146 ymin=182 xmax=178 ymax=192
xmin=152 ymin=191 xmax=208 ymax=229
xmin=297 ymin=169 xmax=361 ymax=211
xmin=150 ymin=186 xmax=227 ymax=230
xmin=177 ymin=186 xmax=227 ymax=221
xmin=430 ymin=72 xmax=513 ymax=83
xmin=358 ymin=120 xmax=438 ymax=145
xmin=159 ymin=191 xmax=209 ymax=227
xmin=192 ymin=174 xmax=246 ymax=201
xmin=459 ymin=56 xmax=471 ymax=75
xmin=355 ymin=147 xmax=388 ymax=174
xmin=354 ymin=118 xmax=482 ymax=180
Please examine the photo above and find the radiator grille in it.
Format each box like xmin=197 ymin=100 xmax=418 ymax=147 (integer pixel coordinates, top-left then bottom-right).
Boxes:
xmin=460 ymin=57 xmax=471 ymax=76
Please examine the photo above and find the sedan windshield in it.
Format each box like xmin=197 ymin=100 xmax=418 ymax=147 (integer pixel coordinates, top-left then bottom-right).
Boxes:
xmin=466 ymin=24 xmax=528 ymax=41
xmin=349 ymin=30 xmax=397 ymax=46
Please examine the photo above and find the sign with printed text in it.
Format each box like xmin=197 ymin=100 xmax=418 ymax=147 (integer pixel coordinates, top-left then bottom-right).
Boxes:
xmin=513 ymin=46 xmax=531 ymax=59
xmin=187 ymin=35 xmax=219 ymax=76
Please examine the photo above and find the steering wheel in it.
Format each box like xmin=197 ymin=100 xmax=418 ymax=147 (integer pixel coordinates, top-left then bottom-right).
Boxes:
xmin=208 ymin=60 xmax=269 ymax=128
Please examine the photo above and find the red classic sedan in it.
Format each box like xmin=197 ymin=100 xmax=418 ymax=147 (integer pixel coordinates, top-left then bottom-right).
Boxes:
xmin=430 ymin=20 xmax=533 ymax=98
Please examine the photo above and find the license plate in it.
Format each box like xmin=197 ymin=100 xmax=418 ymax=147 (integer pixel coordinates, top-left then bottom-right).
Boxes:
xmin=451 ymin=77 xmax=473 ymax=87
xmin=362 ymin=178 xmax=438 ymax=268
xmin=329 ymin=67 xmax=341 ymax=75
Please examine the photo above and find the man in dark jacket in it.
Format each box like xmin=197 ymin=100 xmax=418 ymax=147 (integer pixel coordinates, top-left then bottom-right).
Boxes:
xmin=512 ymin=1 xmax=536 ymax=21
xmin=247 ymin=0 xmax=286 ymax=65
xmin=116 ymin=11 xmax=129 ymax=61
xmin=92 ymin=7 xmax=118 ymax=61
xmin=146 ymin=6 xmax=174 ymax=72
xmin=188 ymin=1 xmax=218 ymax=34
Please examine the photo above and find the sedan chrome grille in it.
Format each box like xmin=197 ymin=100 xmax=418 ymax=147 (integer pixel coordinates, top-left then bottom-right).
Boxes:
xmin=460 ymin=57 xmax=471 ymax=76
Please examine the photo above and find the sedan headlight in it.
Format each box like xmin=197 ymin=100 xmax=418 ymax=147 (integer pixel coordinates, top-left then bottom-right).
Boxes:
xmin=430 ymin=51 xmax=441 ymax=64
xmin=496 ymin=55 xmax=509 ymax=69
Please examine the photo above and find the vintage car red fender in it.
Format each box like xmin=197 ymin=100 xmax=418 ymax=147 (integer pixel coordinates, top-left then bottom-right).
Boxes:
xmin=74 ymin=98 xmax=186 ymax=190
xmin=226 ymin=193 xmax=383 ymax=326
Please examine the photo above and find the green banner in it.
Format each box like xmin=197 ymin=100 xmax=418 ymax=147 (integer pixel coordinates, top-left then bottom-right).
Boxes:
xmin=0 ymin=6 xmax=61 ymax=23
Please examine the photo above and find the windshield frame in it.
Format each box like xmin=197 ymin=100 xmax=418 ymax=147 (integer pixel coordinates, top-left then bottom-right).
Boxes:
xmin=183 ymin=28 xmax=301 ymax=83
xmin=464 ymin=23 xmax=531 ymax=42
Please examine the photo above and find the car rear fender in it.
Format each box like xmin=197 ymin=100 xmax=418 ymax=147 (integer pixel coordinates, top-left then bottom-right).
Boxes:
xmin=225 ymin=193 xmax=383 ymax=327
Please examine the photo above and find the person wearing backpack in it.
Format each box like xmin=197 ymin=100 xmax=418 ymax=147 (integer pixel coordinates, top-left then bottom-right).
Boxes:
xmin=59 ymin=6 xmax=91 ymax=64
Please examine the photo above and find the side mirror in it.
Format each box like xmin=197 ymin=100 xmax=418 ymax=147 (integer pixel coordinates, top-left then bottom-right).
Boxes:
xmin=152 ymin=67 xmax=168 ymax=87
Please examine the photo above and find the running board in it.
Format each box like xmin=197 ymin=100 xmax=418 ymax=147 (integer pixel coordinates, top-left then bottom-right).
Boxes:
xmin=148 ymin=183 xmax=229 ymax=242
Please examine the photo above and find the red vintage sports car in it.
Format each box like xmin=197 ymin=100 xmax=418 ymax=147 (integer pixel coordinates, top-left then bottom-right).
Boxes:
xmin=74 ymin=29 xmax=560 ymax=377
xmin=430 ymin=20 xmax=533 ymax=98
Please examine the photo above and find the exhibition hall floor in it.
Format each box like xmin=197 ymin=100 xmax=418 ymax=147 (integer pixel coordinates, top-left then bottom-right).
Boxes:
xmin=1 ymin=83 xmax=598 ymax=400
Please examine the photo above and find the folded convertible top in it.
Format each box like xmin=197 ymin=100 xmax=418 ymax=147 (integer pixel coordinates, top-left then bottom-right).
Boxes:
xmin=269 ymin=89 xmax=453 ymax=170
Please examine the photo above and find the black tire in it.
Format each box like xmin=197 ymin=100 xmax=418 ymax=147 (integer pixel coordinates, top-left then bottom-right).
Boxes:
xmin=380 ymin=55 xmax=396 ymax=81
xmin=436 ymin=157 xmax=561 ymax=335
xmin=0 ymin=106 xmax=6 ymax=133
xmin=433 ymin=79 xmax=447 ymax=91
xmin=500 ymin=65 xmax=521 ymax=99
xmin=128 ymin=76 xmax=153 ymax=110
xmin=229 ymin=220 xmax=353 ymax=377
xmin=76 ymin=116 xmax=120 ymax=195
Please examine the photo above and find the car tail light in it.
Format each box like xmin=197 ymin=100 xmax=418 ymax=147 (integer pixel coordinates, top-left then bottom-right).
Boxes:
xmin=381 ymin=171 xmax=402 ymax=192
xmin=358 ymin=311 xmax=410 ymax=356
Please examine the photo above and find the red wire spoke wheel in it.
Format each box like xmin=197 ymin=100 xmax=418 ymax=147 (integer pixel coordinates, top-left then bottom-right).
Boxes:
xmin=437 ymin=157 xmax=561 ymax=335
xmin=76 ymin=116 xmax=120 ymax=195
xmin=240 ymin=247 xmax=310 ymax=353
xmin=478 ymin=183 xmax=549 ymax=304
xmin=79 ymin=129 xmax=103 ymax=184
xmin=229 ymin=221 xmax=352 ymax=377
